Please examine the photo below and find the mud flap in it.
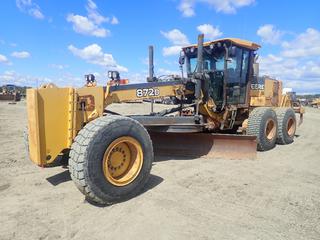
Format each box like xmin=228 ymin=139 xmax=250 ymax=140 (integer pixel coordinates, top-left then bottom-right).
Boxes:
xmin=149 ymin=132 xmax=257 ymax=160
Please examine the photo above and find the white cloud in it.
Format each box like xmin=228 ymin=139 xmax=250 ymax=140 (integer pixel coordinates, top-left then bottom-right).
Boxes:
xmin=67 ymin=14 xmax=110 ymax=37
xmin=11 ymin=51 xmax=30 ymax=59
xmin=281 ymin=28 xmax=320 ymax=58
xmin=0 ymin=54 xmax=12 ymax=65
xmin=255 ymin=27 xmax=320 ymax=92
xmin=67 ymin=0 xmax=113 ymax=38
xmin=162 ymin=46 xmax=183 ymax=56
xmin=259 ymin=54 xmax=320 ymax=93
xmin=0 ymin=71 xmax=15 ymax=81
xmin=124 ymin=72 xmax=148 ymax=83
xmin=161 ymin=29 xmax=189 ymax=57
xmin=124 ymin=69 xmax=180 ymax=84
xmin=259 ymin=55 xmax=300 ymax=79
xmin=178 ymin=0 xmax=255 ymax=17
xmin=257 ymin=26 xmax=320 ymax=58
xmin=257 ymin=24 xmax=283 ymax=45
xmin=49 ymin=64 xmax=68 ymax=70
xmin=197 ymin=24 xmax=223 ymax=39
xmin=161 ymin=29 xmax=190 ymax=45
xmin=87 ymin=0 xmax=97 ymax=10
xmin=29 ymin=8 xmax=44 ymax=19
xmin=0 ymin=71 xmax=48 ymax=86
xmin=16 ymin=0 xmax=45 ymax=19
xmin=0 ymin=70 xmax=86 ymax=87
xmin=178 ymin=0 xmax=195 ymax=17
xmin=86 ymin=0 xmax=108 ymax=24
xmin=68 ymin=44 xmax=128 ymax=72
xmin=156 ymin=68 xmax=180 ymax=76
xmin=110 ymin=16 xmax=119 ymax=25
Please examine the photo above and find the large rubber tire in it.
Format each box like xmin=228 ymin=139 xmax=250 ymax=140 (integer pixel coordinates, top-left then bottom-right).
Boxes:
xmin=275 ymin=108 xmax=296 ymax=145
xmin=248 ymin=107 xmax=278 ymax=151
xmin=69 ymin=115 xmax=153 ymax=205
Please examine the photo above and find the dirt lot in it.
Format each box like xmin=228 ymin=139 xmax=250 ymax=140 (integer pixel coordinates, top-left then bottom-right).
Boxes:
xmin=1 ymin=101 xmax=320 ymax=240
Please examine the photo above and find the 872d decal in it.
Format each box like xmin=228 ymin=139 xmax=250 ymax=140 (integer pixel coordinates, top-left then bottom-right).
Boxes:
xmin=136 ymin=88 xmax=160 ymax=98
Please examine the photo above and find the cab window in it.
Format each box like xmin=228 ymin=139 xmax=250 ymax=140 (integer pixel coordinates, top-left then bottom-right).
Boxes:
xmin=227 ymin=47 xmax=250 ymax=104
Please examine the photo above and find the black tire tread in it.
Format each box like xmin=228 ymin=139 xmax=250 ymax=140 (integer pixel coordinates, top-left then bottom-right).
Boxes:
xmin=69 ymin=115 xmax=152 ymax=205
xmin=248 ymin=107 xmax=277 ymax=151
xmin=275 ymin=107 xmax=296 ymax=145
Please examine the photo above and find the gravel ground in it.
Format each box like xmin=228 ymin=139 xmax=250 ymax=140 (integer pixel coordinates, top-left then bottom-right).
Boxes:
xmin=0 ymin=101 xmax=320 ymax=240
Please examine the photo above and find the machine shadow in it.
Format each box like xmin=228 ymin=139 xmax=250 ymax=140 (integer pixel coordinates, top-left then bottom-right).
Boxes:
xmin=46 ymin=169 xmax=164 ymax=207
xmin=140 ymin=174 xmax=163 ymax=194
xmin=46 ymin=169 xmax=71 ymax=186
xmin=154 ymin=155 xmax=202 ymax=162
xmin=86 ymin=174 xmax=164 ymax=208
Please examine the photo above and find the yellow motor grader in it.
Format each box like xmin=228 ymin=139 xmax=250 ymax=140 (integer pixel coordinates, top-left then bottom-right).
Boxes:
xmin=311 ymin=98 xmax=320 ymax=108
xmin=26 ymin=34 xmax=303 ymax=204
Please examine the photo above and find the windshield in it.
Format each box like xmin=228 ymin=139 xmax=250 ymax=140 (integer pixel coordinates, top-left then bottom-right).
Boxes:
xmin=188 ymin=52 xmax=225 ymax=73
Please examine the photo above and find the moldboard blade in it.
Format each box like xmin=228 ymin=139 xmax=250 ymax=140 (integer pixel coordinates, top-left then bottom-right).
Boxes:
xmin=149 ymin=132 xmax=257 ymax=160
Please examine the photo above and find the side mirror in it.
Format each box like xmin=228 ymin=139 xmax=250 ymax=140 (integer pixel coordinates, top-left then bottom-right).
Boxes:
xmin=253 ymin=63 xmax=259 ymax=77
xmin=179 ymin=51 xmax=185 ymax=65
xmin=229 ymin=46 xmax=237 ymax=57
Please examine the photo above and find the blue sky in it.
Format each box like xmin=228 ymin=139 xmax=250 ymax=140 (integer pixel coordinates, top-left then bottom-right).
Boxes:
xmin=0 ymin=0 xmax=319 ymax=93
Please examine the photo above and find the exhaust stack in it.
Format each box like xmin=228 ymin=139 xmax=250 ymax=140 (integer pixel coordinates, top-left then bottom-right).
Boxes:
xmin=195 ymin=34 xmax=204 ymax=115
xmin=147 ymin=45 xmax=155 ymax=82
xmin=196 ymin=34 xmax=204 ymax=74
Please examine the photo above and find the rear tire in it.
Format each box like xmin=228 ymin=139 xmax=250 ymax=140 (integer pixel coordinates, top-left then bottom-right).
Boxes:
xmin=275 ymin=108 xmax=296 ymax=145
xmin=69 ymin=115 xmax=153 ymax=205
xmin=248 ymin=107 xmax=278 ymax=151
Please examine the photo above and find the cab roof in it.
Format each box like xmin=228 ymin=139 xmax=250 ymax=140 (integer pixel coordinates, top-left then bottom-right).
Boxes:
xmin=183 ymin=38 xmax=261 ymax=51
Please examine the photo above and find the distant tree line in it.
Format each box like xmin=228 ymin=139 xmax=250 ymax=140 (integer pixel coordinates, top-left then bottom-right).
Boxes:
xmin=297 ymin=94 xmax=320 ymax=100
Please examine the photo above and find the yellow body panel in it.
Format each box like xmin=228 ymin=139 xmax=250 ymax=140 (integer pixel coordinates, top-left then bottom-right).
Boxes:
xmin=105 ymin=84 xmax=183 ymax=104
xmin=26 ymin=89 xmax=41 ymax=165
xmin=75 ymin=86 xmax=105 ymax=130
xmin=27 ymin=88 xmax=74 ymax=165
xmin=250 ymin=78 xmax=283 ymax=107
xmin=26 ymin=86 xmax=106 ymax=165
xmin=26 ymin=84 xmax=184 ymax=166
xmin=250 ymin=96 xmax=267 ymax=106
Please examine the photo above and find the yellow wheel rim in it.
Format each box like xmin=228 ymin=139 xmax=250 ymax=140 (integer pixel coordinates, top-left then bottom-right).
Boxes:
xmin=102 ymin=136 xmax=143 ymax=186
xmin=265 ymin=118 xmax=276 ymax=141
xmin=287 ymin=117 xmax=296 ymax=137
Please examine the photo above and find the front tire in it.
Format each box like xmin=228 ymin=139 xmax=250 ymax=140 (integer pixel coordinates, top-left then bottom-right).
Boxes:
xmin=69 ymin=115 xmax=153 ymax=205
xmin=248 ymin=107 xmax=278 ymax=151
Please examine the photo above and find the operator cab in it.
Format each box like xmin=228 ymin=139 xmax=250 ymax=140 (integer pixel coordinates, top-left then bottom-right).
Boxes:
xmin=182 ymin=38 xmax=260 ymax=109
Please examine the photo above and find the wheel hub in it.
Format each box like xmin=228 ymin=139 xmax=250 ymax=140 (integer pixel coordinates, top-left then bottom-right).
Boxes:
xmin=103 ymin=136 xmax=143 ymax=186
xmin=107 ymin=143 xmax=131 ymax=178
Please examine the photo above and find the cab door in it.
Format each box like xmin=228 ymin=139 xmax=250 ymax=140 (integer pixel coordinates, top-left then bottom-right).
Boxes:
xmin=226 ymin=47 xmax=250 ymax=105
